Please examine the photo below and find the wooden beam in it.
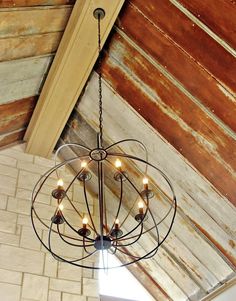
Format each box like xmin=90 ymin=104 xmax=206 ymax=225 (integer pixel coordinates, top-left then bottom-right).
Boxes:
xmin=24 ymin=0 xmax=125 ymax=157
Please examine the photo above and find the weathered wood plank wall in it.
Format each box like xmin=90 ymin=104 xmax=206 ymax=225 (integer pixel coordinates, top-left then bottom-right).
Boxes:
xmin=0 ymin=1 xmax=73 ymax=147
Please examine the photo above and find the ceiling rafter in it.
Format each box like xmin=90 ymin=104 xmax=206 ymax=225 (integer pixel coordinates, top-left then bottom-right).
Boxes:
xmin=24 ymin=0 xmax=125 ymax=157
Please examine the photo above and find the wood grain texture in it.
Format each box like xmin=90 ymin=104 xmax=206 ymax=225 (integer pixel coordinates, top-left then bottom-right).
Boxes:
xmin=129 ymin=0 xmax=236 ymax=96
xmin=0 ymin=32 xmax=62 ymax=61
xmin=25 ymin=0 xmax=125 ymax=157
xmin=0 ymin=0 xmax=75 ymax=7
xmin=100 ymin=32 xmax=236 ymax=206
xmin=0 ymin=6 xmax=72 ymax=38
xmin=117 ymin=2 xmax=236 ymax=132
xmin=0 ymin=55 xmax=52 ymax=104
xmin=0 ymin=128 xmax=25 ymax=148
xmin=0 ymin=96 xmax=37 ymax=135
xmin=177 ymin=0 xmax=236 ymax=49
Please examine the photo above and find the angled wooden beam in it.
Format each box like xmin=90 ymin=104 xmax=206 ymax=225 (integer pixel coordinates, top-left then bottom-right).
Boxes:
xmin=24 ymin=0 xmax=124 ymax=157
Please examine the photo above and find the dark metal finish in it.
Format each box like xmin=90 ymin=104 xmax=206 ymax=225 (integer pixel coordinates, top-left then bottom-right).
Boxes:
xmin=51 ymin=188 xmax=66 ymax=199
xmin=94 ymin=236 xmax=112 ymax=250
xmin=93 ymin=8 xmax=105 ymax=20
xmin=30 ymin=9 xmax=177 ymax=270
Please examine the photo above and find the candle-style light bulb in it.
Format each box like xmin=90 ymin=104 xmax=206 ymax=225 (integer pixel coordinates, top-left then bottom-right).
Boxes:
xmin=81 ymin=161 xmax=87 ymax=168
xmin=57 ymin=178 xmax=64 ymax=188
xmin=138 ymin=201 xmax=144 ymax=214
xmin=82 ymin=217 xmax=88 ymax=229
xmin=115 ymin=218 xmax=120 ymax=230
xmin=115 ymin=159 xmax=122 ymax=170
xmin=143 ymin=177 xmax=149 ymax=190
xmin=58 ymin=204 xmax=64 ymax=211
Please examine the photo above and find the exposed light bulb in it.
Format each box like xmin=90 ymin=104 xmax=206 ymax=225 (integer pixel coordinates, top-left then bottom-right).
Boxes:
xmin=59 ymin=204 xmax=64 ymax=211
xmin=138 ymin=201 xmax=144 ymax=209
xmin=115 ymin=159 xmax=122 ymax=169
xmin=82 ymin=217 xmax=88 ymax=225
xmin=57 ymin=178 xmax=64 ymax=188
xmin=115 ymin=218 xmax=119 ymax=225
xmin=81 ymin=161 xmax=87 ymax=168
xmin=143 ymin=177 xmax=148 ymax=185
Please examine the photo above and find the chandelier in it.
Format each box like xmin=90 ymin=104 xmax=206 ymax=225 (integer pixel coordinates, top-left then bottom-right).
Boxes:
xmin=31 ymin=8 xmax=177 ymax=269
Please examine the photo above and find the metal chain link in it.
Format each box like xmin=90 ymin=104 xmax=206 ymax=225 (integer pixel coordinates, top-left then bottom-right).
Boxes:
xmin=98 ymin=13 xmax=103 ymax=147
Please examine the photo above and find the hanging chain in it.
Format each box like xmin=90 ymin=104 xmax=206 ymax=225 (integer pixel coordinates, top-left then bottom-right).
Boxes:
xmin=98 ymin=13 xmax=103 ymax=147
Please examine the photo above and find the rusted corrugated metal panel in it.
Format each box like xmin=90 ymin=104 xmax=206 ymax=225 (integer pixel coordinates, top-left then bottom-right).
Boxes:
xmin=128 ymin=0 xmax=236 ymax=95
xmin=100 ymin=32 xmax=236 ymax=207
xmin=117 ymin=2 xmax=236 ymax=132
xmin=177 ymin=0 xmax=236 ymax=49
xmin=0 ymin=0 xmax=75 ymax=7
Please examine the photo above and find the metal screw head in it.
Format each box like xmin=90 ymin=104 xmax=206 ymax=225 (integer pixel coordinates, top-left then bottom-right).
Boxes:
xmin=93 ymin=8 xmax=105 ymax=20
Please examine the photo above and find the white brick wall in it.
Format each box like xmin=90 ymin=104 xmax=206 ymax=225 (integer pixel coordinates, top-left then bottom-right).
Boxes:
xmin=0 ymin=144 xmax=100 ymax=301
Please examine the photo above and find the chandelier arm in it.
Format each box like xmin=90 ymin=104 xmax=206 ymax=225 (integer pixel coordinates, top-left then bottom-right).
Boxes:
xmin=62 ymin=212 xmax=95 ymax=242
xmin=106 ymin=138 xmax=148 ymax=164
xmin=105 ymin=158 xmax=150 ymax=240
xmin=63 ymin=193 xmax=97 ymax=234
xmin=109 ymin=178 xmax=123 ymax=234
xmin=31 ymin=207 xmax=87 ymax=242
xmin=56 ymin=223 xmax=94 ymax=247
xmin=83 ymin=180 xmax=99 ymax=235
xmin=64 ymin=159 xmax=93 ymax=194
xmin=54 ymin=143 xmax=92 ymax=178
xmin=117 ymin=223 xmax=144 ymax=247
xmin=48 ymin=221 xmax=97 ymax=264
xmin=83 ymin=236 xmax=96 ymax=255
xmin=31 ymin=155 xmax=90 ymax=207
xmin=116 ymin=244 xmax=158 ymax=260
xmin=108 ymin=153 xmax=176 ymax=199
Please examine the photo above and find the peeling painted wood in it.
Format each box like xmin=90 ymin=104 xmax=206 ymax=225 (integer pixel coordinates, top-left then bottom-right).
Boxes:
xmin=100 ymin=32 xmax=236 ymax=206
xmin=0 ymin=32 xmax=62 ymax=61
xmin=0 ymin=6 xmax=72 ymax=38
xmin=77 ymin=73 xmax=236 ymax=268
xmin=128 ymin=0 xmax=236 ymax=96
xmin=0 ymin=0 xmax=75 ymax=7
xmin=0 ymin=55 xmax=52 ymax=104
xmin=117 ymin=2 xmax=236 ymax=132
xmin=0 ymin=96 xmax=37 ymax=135
xmin=177 ymin=0 xmax=236 ymax=50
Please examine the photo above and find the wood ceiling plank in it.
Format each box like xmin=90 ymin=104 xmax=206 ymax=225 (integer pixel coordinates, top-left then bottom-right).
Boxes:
xmin=76 ymin=73 xmax=236 ymax=267
xmin=0 ymin=6 xmax=72 ymax=38
xmin=0 ymin=128 xmax=25 ymax=148
xmin=129 ymin=0 xmax=236 ymax=96
xmin=176 ymin=0 xmax=236 ymax=49
xmin=24 ymin=0 xmax=125 ymax=157
xmin=101 ymin=32 xmax=236 ymax=207
xmin=117 ymin=2 xmax=236 ymax=132
xmin=0 ymin=96 xmax=37 ymax=135
xmin=0 ymin=55 xmax=52 ymax=104
xmin=0 ymin=0 xmax=75 ymax=7
xmin=0 ymin=32 xmax=62 ymax=61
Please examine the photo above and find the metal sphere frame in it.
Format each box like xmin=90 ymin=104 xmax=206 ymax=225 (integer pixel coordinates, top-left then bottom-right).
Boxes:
xmin=31 ymin=138 xmax=177 ymax=269
xmin=30 ymin=8 xmax=177 ymax=270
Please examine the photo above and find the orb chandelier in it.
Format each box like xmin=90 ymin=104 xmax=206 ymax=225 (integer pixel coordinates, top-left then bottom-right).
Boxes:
xmin=31 ymin=8 xmax=177 ymax=269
